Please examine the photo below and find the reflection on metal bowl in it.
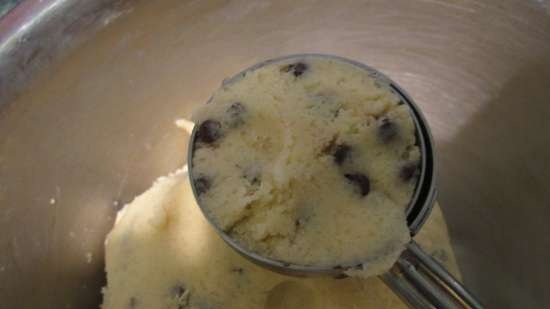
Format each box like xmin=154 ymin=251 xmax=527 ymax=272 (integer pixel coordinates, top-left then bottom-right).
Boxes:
xmin=0 ymin=1 xmax=549 ymax=309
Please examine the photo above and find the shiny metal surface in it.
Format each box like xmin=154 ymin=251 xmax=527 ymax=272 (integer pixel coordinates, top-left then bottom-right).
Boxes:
xmin=1 ymin=1 xmax=549 ymax=309
xmin=0 ymin=0 xmax=134 ymax=105
xmin=384 ymin=241 xmax=486 ymax=309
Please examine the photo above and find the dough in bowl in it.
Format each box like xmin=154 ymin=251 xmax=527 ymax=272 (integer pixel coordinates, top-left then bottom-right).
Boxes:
xmin=101 ymin=167 xmax=458 ymax=309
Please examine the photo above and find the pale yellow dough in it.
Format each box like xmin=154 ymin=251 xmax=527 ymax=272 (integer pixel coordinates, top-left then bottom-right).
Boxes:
xmin=101 ymin=169 xmax=459 ymax=309
xmin=101 ymin=56 xmax=455 ymax=308
xmin=191 ymin=56 xmax=420 ymax=271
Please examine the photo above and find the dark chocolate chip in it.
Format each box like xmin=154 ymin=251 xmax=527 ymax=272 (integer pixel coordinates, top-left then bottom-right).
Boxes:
xmin=292 ymin=62 xmax=308 ymax=77
xmin=333 ymin=144 xmax=351 ymax=165
xmin=399 ymin=162 xmax=419 ymax=182
xmin=195 ymin=119 xmax=222 ymax=144
xmin=280 ymin=62 xmax=308 ymax=77
xmin=378 ymin=118 xmax=398 ymax=143
xmin=194 ymin=176 xmax=211 ymax=196
xmin=344 ymin=173 xmax=371 ymax=196
xmin=225 ymin=102 xmax=247 ymax=128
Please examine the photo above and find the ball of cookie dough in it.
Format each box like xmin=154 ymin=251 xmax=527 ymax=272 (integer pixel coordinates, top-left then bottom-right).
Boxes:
xmin=191 ymin=55 xmax=420 ymax=276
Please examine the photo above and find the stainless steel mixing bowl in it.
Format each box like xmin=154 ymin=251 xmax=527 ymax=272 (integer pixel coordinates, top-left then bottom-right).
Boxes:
xmin=1 ymin=1 xmax=549 ymax=309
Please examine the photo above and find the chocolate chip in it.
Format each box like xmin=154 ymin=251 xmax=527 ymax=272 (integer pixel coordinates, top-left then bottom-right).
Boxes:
xmin=344 ymin=173 xmax=370 ymax=196
xmin=281 ymin=62 xmax=308 ymax=77
xmin=333 ymin=144 xmax=351 ymax=165
xmin=195 ymin=119 xmax=222 ymax=144
xmin=399 ymin=162 xmax=419 ymax=182
xmin=378 ymin=118 xmax=398 ymax=143
xmin=225 ymin=102 xmax=247 ymax=128
xmin=194 ymin=176 xmax=211 ymax=196
xmin=292 ymin=62 xmax=308 ymax=77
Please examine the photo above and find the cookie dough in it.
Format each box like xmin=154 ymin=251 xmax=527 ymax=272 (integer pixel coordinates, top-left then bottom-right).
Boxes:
xmin=101 ymin=169 xmax=459 ymax=309
xmin=191 ymin=56 xmax=420 ymax=273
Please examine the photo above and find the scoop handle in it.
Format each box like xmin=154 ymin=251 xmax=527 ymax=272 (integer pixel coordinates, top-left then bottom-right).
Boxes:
xmin=381 ymin=241 xmax=486 ymax=309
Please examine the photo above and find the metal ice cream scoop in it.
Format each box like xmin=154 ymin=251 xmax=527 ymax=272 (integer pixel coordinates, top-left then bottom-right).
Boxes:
xmin=188 ymin=54 xmax=486 ymax=309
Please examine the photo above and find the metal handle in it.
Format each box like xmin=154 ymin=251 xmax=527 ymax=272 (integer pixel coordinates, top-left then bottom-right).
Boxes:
xmin=382 ymin=241 xmax=486 ymax=309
